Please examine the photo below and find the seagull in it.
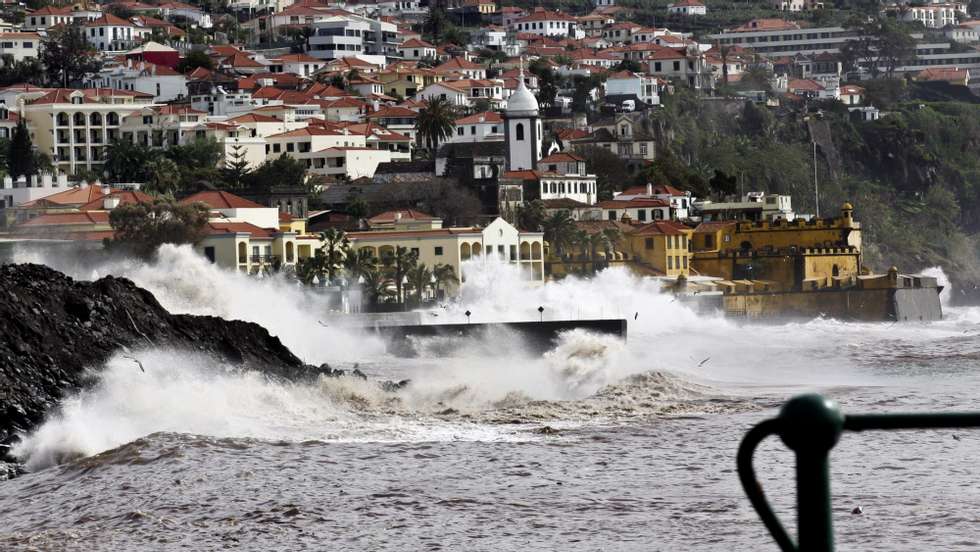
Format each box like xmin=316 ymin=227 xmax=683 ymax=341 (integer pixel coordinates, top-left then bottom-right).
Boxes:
xmin=429 ymin=312 xmax=439 ymax=317
xmin=852 ymin=506 xmax=863 ymax=515
xmin=698 ymin=357 xmax=711 ymax=367
xmin=122 ymin=355 xmax=145 ymax=373
xmin=634 ymin=312 xmax=639 ymax=320
xmin=317 ymin=321 xmax=329 ymax=327
xmin=953 ymin=434 xmax=961 ymax=441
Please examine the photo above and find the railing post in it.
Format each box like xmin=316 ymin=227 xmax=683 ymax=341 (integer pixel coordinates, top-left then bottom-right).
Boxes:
xmin=777 ymin=394 xmax=844 ymax=552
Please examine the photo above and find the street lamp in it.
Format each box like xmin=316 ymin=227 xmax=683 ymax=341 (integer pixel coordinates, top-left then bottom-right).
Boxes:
xmin=538 ymin=305 xmax=544 ymax=322
xmin=465 ymin=310 xmax=471 ymax=324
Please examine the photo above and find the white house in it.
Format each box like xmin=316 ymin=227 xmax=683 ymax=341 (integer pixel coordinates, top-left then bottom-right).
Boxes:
xmin=615 ymin=184 xmax=692 ymax=219
xmin=451 ymin=111 xmax=504 ymax=143
xmin=267 ymin=53 xmax=325 ymax=77
xmin=0 ymin=32 xmax=41 ymax=64
xmin=667 ymin=0 xmax=707 ymax=16
xmin=87 ymin=60 xmax=188 ymax=102
xmin=536 ymin=152 xmax=598 ymax=205
xmin=510 ymin=8 xmax=582 ymax=39
xmin=415 ymin=81 xmax=471 ymax=106
xmin=157 ymin=1 xmax=213 ymax=29
xmin=398 ymin=38 xmax=437 ymax=60
xmin=84 ymin=14 xmax=143 ymax=52
xmin=308 ymin=147 xmax=392 ymax=178
xmin=181 ymin=190 xmax=281 ymax=230
xmin=604 ymin=71 xmax=661 ymax=105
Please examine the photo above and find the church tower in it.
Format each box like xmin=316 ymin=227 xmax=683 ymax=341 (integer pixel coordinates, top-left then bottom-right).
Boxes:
xmin=504 ymin=60 xmax=542 ymax=171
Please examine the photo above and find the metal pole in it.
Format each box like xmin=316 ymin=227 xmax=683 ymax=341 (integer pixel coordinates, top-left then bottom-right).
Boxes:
xmin=813 ymin=141 xmax=820 ymax=218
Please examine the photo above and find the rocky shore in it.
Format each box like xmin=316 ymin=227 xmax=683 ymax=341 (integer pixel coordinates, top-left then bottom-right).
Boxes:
xmin=0 ymin=263 xmax=325 ymax=471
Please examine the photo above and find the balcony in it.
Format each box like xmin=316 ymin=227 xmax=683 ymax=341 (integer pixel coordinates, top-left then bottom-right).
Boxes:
xmin=249 ymin=255 xmax=280 ymax=264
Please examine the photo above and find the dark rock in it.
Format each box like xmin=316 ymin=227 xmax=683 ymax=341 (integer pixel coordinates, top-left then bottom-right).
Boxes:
xmin=0 ymin=263 xmax=320 ymax=467
xmin=379 ymin=379 xmax=410 ymax=392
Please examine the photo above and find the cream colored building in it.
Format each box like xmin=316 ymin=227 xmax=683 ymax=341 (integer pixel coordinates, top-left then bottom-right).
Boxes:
xmin=347 ymin=217 xmax=546 ymax=285
xmin=22 ymin=88 xmax=156 ymax=176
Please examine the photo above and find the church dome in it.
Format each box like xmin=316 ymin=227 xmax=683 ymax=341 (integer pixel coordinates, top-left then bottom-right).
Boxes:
xmin=506 ymin=73 xmax=539 ymax=115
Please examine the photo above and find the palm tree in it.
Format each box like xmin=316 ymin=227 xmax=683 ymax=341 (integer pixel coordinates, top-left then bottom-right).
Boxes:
xmin=344 ymin=247 xmax=377 ymax=281
xmin=318 ymin=228 xmax=349 ymax=283
xmin=381 ymin=246 xmax=418 ymax=303
xmin=407 ymin=263 xmax=433 ymax=305
xmin=360 ymin=268 xmax=392 ymax=305
xmin=542 ymin=211 xmax=576 ymax=259
xmin=415 ymin=97 xmax=456 ymax=152
xmin=432 ymin=263 xmax=457 ymax=299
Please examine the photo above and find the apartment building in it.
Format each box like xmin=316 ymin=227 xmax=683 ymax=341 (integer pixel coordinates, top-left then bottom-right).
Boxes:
xmin=86 ymin=59 xmax=188 ymax=102
xmin=23 ymin=88 xmax=155 ymax=176
xmin=306 ymin=15 xmax=399 ymax=61
xmin=708 ymin=21 xmax=854 ymax=57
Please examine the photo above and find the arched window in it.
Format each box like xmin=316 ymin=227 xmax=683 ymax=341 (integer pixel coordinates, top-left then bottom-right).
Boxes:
xmin=90 ymin=112 xmax=102 ymax=125
xmin=515 ymin=122 xmax=524 ymax=141
xmin=73 ymin=112 xmax=86 ymax=125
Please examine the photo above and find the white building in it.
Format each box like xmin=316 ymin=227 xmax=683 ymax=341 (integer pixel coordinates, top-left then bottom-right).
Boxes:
xmin=266 ymin=53 xmax=326 ymax=77
xmin=536 ymin=152 xmax=597 ymax=205
xmin=604 ymin=71 xmax=660 ymax=105
xmin=0 ymin=33 xmax=41 ymax=64
xmin=398 ymin=38 xmax=437 ymax=60
xmin=84 ymin=14 xmax=146 ymax=52
xmin=0 ymin=173 xmax=72 ymax=209
xmin=87 ymin=60 xmax=188 ymax=102
xmin=451 ymin=111 xmax=504 ymax=143
xmin=306 ymin=15 xmax=399 ymax=61
xmin=667 ymin=0 xmax=707 ymax=16
xmin=598 ymin=198 xmax=671 ymax=222
xmin=510 ymin=8 xmax=582 ymax=38
xmin=901 ymin=4 xmax=966 ymax=29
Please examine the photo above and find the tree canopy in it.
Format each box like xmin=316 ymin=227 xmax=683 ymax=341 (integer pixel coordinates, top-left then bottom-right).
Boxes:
xmin=41 ymin=25 xmax=102 ymax=87
xmin=107 ymin=199 xmax=210 ymax=258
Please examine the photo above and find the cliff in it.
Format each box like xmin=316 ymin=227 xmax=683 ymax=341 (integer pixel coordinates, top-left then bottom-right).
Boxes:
xmin=0 ymin=263 xmax=319 ymax=470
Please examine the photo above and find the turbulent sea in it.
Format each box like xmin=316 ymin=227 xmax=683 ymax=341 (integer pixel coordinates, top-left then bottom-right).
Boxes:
xmin=2 ymin=247 xmax=979 ymax=551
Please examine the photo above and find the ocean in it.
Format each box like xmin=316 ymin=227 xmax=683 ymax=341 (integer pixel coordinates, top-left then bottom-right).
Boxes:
xmin=1 ymin=246 xmax=978 ymax=551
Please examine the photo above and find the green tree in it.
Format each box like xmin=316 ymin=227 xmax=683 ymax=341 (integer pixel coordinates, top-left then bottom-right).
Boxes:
xmin=318 ymin=228 xmax=350 ymax=283
xmin=107 ymin=199 xmax=209 ymax=258
xmin=542 ymin=210 xmax=576 ymax=258
xmin=415 ymin=96 xmax=456 ymax=151
xmin=222 ymin=143 xmax=252 ymax=188
xmin=104 ymin=140 xmax=157 ymax=182
xmin=407 ymin=263 xmax=433 ymax=304
xmin=41 ymin=25 xmax=102 ymax=87
xmin=178 ymin=50 xmax=214 ymax=74
xmin=529 ymin=60 xmax=560 ymax=108
xmin=0 ymin=57 xmax=44 ymax=87
xmin=516 ymin=199 xmax=546 ymax=231
xmin=432 ymin=263 xmax=457 ymax=299
xmin=144 ymin=157 xmax=181 ymax=196
xmin=246 ymin=154 xmax=308 ymax=191
xmin=381 ymin=245 xmax=418 ymax=303
xmin=360 ymin=268 xmax=392 ymax=304
xmin=8 ymin=121 xmax=34 ymax=178
xmin=577 ymin=145 xmax=631 ymax=200
xmin=344 ymin=247 xmax=377 ymax=281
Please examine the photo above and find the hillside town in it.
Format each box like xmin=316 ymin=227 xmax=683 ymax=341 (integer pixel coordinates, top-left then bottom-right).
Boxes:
xmin=0 ymin=0 xmax=966 ymax=312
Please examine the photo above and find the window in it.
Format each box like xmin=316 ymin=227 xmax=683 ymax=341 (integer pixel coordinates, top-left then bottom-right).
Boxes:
xmin=705 ymin=234 xmax=714 ymax=248
xmin=204 ymin=246 xmax=216 ymax=263
xmin=515 ymin=122 xmax=524 ymax=140
xmin=638 ymin=209 xmax=647 ymax=221
xmin=470 ymin=126 xmax=476 ymax=135
xmin=287 ymin=143 xmax=295 ymax=152
xmin=645 ymin=238 xmax=653 ymax=249
xmin=497 ymin=244 xmax=504 ymax=256
xmin=273 ymin=143 xmax=281 ymax=153
xmin=683 ymin=256 xmax=688 ymax=269
xmin=675 ymin=256 xmax=681 ymax=269
xmin=510 ymin=244 xmax=516 ymax=260
xmin=607 ymin=210 xmax=616 ymax=220
xmin=434 ymin=246 xmax=443 ymax=256
xmin=457 ymin=127 xmax=464 ymax=136
xmin=0 ymin=42 xmax=12 ymax=48
xmin=673 ymin=61 xmax=680 ymax=71
xmin=668 ymin=256 xmax=673 ymax=269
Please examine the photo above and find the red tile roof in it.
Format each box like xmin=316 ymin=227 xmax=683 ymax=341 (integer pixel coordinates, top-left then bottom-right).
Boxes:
xmin=368 ymin=209 xmax=438 ymax=223
xmin=539 ymin=152 xmax=584 ymax=164
xmin=632 ymin=220 xmax=689 ymax=235
xmin=19 ymin=185 xmax=108 ymax=207
xmin=597 ymin=198 xmax=669 ymax=208
xmin=79 ymin=190 xmax=153 ymax=211
xmin=181 ymin=190 xmax=266 ymax=209
xmin=19 ymin=210 xmax=111 ymax=227
xmin=205 ymin=221 xmax=275 ymax=238
xmin=454 ymin=111 xmax=503 ymax=125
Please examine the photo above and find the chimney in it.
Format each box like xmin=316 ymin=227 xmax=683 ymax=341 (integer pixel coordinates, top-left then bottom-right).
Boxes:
xmin=646 ymin=183 xmax=652 ymax=196
xmin=103 ymin=196 xmax=121 ymax=210
xmin=29 ymin=174 xmax=37 ymax=188
xmin=57 ymin=173 xmax=67 ymax=188
xmin=41 ymin=173 xmax=52 ymax=188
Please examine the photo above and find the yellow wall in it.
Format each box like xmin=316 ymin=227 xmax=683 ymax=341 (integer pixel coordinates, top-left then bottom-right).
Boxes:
xmin=628 ymin=231 xmax=691 ymax=276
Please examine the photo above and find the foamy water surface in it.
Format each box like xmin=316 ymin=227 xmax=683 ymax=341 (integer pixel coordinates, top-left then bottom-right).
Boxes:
xmin=2 ymin=245 xmax=979 ymax=551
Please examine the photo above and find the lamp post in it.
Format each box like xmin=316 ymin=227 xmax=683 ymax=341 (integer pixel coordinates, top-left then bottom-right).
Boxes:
xmin=465 ymin=310 xmax=471 ymax=324
xmin=538 ymin=305 xmax=544 ymax=322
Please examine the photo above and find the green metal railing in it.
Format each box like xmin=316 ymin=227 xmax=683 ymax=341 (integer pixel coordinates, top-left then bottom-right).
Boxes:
xmin=737 ymin=394 xmax=980 ymax=552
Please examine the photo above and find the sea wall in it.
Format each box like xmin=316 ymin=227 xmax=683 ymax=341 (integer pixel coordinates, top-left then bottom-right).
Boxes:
xmin=723 ymin=287 xmax=943 ymax=321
